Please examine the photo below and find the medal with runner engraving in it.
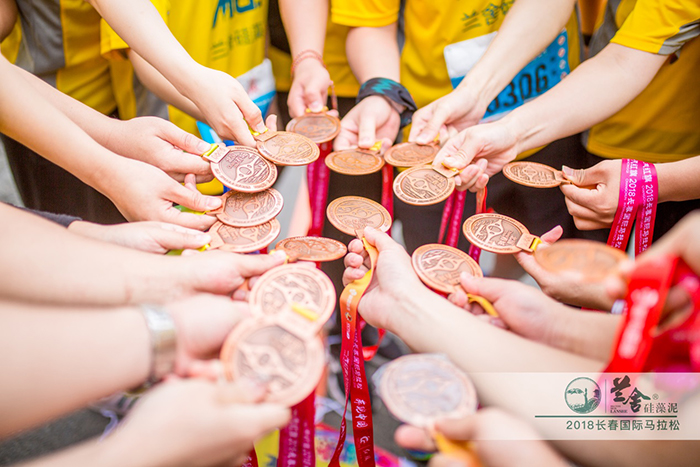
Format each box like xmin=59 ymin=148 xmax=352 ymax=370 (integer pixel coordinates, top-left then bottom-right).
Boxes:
xmin=201 ymin=144 xmax=277 ymax=192
xmin=208 ymin=220 xmax=281 ymax=253
xmin=411 ymin=244 xmax=483 ymax=294
xmin=462 ymin=213 xmax=541 ymax=254
xmin=325 ymin=147 xmax=385 ymax=176
xmin=255 ymin=130 xmax=320 ymax=166
xmin=384 ymin=142 xmax=439 ymax=168
xmin=286 ymin=111 xmax=341 ymax=144
xmin=275 ymin=236 xmax=347 ymax=262
xmin=502 ymin=161 xmax=573 ymax=188
xmin=534 ymin=239 xmax=628 ymax=281
xmin=326 ymin=196 xmax=392 ymax=237
xmin=209 ymin=189 xmax=284 ymax=227
xmin=393 ymin=165 xmax=456 ymax=206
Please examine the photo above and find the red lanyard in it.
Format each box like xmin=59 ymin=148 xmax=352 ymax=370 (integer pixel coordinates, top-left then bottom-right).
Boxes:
xmin=439 ymin=187 xmax=487 ymax=262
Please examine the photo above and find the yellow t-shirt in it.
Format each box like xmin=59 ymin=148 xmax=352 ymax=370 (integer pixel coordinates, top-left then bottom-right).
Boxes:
xmin=11 ymin=0 xmax=116 ymax=115
xmin=585 ymin=0 xmax=700 ymax=163
xmin=1 ymin=19 xmax=21 ymax=63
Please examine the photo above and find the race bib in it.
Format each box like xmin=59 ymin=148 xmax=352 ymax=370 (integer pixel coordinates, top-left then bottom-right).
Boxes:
xmin=444 ymin=30 xmax=570 ymax=121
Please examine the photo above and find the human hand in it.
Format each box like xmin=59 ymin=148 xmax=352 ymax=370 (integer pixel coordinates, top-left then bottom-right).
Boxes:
xmin=559 ymin=159 xmax=622 ymax=230
xmin=108 ymin=378 xmax=290 ymax=467
xmin=342 ymin=227 xmax=428 ymax=331
xmin=288 ymin=59 xmax=332 ymax=118
xmin=334 ymin=96 xmax=400 ymax=151
xmin=409 ymin=86 xmax=488 ymax=145
xmin=68 ymin=220 xmax=211 ymax=254
xmin=108 ymin=117 xmax=214 ymax=183
xmin=395 ymin=408 xmax=567 ymax=467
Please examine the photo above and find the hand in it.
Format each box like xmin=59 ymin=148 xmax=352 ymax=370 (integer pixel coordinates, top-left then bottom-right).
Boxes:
xmin=68 ymin=221 xmax=211 ymax=254
xmin=108 ymin=378 xmax=290 ymax=467
xmin=107 ymin=117 xmax=214 ymax=183
xmin=103 ymin=158 xmax=222 ymax=230
xmin=334 ymin=96 xmax=400 ymax=151
xmin=342 ymin=227 xmax=428 ymax=331
xmin=185 ymin=66 xmax=265 ymax=147
xmin=288 ymin=59 xmax=332 ymax=118
xmin=395 ymin=408 xmax=567 ymax=467
xmin=560 ymin=159 xmax=622 ymax=230
xmin=409 ymin=86 xmax=488 ymax=145
xmin=432 ymin=121 xmax=519 ymax=191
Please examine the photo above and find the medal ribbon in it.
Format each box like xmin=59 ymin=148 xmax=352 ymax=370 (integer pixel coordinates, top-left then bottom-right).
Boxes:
xmin=439 ymin=187 xmax=488 ymax=263
xmin=381 ymin=164 xmax=394 ymax=237
xmin=307 ymin=142 xmax=333 ymax=237
xmin=278 ymin=391 xmax=316 ymax=467
xmin=607 ymin=159 xmax=657 ymax=256
xmin=242 ymin=450 xmax=259 ymax=467
xmin=330 ymin=238 xmax=378 ymax=467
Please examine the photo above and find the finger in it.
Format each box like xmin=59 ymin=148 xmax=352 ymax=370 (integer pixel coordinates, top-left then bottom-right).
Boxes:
xmin=185 ymin=359 xmax=224 ymax=381
xmin=265 ymin=114 xmax=278 ymax=132
xmin=559 ymin=183 xmax=602 ymax=208
xmin=428 ymin=454 xmax=468 ymax=467
xmin=217 ymin=378 xmax=268 ymax=404
xmin=226 ymin=403 xmax=292 ymax=438
xmin=358 ymin=112 xmax=377 ymax=149
xmin=540 ymin=225 xmax=563 ymax=244
xmin=343 ymin=252 xmax=366 ymax=269
xmin=416 ymin=105 xmax=450 ymax=145
xmin=161 ymin=120 xmax=212 ymax=155
xmin=235 ymin=93 xmax=266 ymax=134
xmin=458 ymin=274 xmax=512 ymax=304
xmin=348 ymin=238 xmax=365 ymax=254
xmin=334 ymin=126 xmax=358 ymax=151
xmin=395 ymin=424 xmax=436 ymax=452
xmin=222 ymin=106 xmax=257 ymax=147
xmin=162 ymin=206 xmax=217 ymax=230
xmin=561 ymin=165 xmax=592 ymax=186
xmin=434 ymin=417 xmax=479 ymax=442
xmin=363 ymin=227 xmax=403 ymax=253
xmin=233 ymin=251 xmax=288 ymax=278
xmin=287 ymin=87 xmax=308 ymax=119
xmin=303 ymin=85 xmax=326 ymax=114
xmin=448 ymin=287 xmax=469 ymax=309
xmin=171 ymin=182 xmax=223 ymax=212
xmin=184 ymin=173 xmax=199 ymax=192
xmin=407 ymin=107 xmax=432 ymax=142
xmin=153 ymin=225 xmax=212 ymax=251
xmin=468 ymin=174 xmax=489 ymax=193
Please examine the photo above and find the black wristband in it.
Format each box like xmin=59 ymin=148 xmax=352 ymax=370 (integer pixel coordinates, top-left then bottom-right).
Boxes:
xmin=356 ymin=78 xmax=417 ymax=129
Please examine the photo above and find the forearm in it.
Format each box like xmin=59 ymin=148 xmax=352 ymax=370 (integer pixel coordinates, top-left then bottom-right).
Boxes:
xmin=280 ymin=0 xmax=327 ymax=57
xmin=0 ymin=303 xmax=149 ymax=437
xmin=546 ymin=308 xmax=620 ymax=361
xmin=346 ymin=24 xmax=400 ymax=82
xmin=656 ymin=156 xmax=700 ymax=203
xmin=503 ymin=43 xmax=666 ymax=153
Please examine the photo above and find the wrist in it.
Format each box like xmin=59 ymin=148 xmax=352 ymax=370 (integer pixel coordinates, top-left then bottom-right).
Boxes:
xmin=654 ymin=162 xmax=671 ymax=203
xmin=500 ymin=110 xmax=533 ymax=155
xmin=137 ymin=304 xmax=177 ymax=387
xmin=387 ymin=288 xmax=441 ymax=341
xmin=457 ymin=73 xmax=497 ymax=114
xmin=357 ymin=78 xmax=417 ymax=129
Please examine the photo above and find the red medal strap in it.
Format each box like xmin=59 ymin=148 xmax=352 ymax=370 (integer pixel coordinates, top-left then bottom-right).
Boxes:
xmin=307 ymin=143 xmax=333 ymax=237
xmin=242 ymin=450 xmax=259 ymax=467
xmin=468 ymin=187 xmax=487 ymax=263
xmin=278 ymin=391 xmax=316 ymax=467
xmin=381 ymin=164 xmax=394 ymax=237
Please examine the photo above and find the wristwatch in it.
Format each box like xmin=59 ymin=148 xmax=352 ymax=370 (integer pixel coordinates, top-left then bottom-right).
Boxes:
xmin=139 ymin=304 xmax=177 ymax=386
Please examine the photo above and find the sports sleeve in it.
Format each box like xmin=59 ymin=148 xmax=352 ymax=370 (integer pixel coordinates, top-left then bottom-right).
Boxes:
xmin=331 ymin=0 xmax=400 ymax=28
xmin=611 ymin=0 xmax=700 ymax=54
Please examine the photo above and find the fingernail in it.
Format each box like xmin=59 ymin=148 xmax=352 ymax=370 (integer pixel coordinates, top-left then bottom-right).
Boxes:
xmin=197 ymin=140 xmax=212 ymax=153
xmin=272 ymin=250 xmax=288 ymax=261
xmin=309 ymin=101 xmax=323 ymax=112
xmin=195 ymin=233 xmax=211 ymax=244
xmin=562 ymin=165 xmax=574 ymax=177
xmin=416 ymin=135 xmax=429 ymax=145
xmin=256 ymin=123 xmax=268 ymax=133
xmin=206 ymin=198 xmax=222 ymax=209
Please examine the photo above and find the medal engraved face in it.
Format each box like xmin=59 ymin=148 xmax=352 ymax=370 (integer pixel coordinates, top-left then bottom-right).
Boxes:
xmin=379 ymin=354 xmax=477 ymax=428
xmin=256 ymin=131 xmax=320 ymax=166
xmin=249 ymin=264 xmax=336 ymax=329
xmin=221 ymin=320 xmax=324 ymax=406
xmin=211 ymin=147 xmax=277 ymax=193
xmin=412 ymin=244 xmax=483 ymax=294
xmin=393 ymin=165 xmax=455 ymax=206
xmin=275 ymin=236 xmax=347 ymax=262
xmin=326 ymin=196 xmax=392 ymax=236
xmin=502 ymin=161 xmax=566 ymax=188
xmin=462 ymin=213 xmax=529 ymax=254
xmin=286 ymin=113 xmax=341 ymax=144
xmin=214 ymin=189 xmax=284 ymax=227
xmin=384 ymin=142 xmax=438 ymax=167
xmin=324 ymin=149 xmax=385 ymax=175
xmin=535 ymin=239 xmax=628 ymax=281
xmin=209 ymin=220 xmax=280 ymax=253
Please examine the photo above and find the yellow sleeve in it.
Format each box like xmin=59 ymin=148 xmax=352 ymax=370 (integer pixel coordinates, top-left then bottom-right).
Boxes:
xmin=100 ymin=0 xmax=171 ymax=60
xmin=611 ymin=0 xmax=700 ymax=54
xmin=331 ymin=0 xmax=399 ymax=28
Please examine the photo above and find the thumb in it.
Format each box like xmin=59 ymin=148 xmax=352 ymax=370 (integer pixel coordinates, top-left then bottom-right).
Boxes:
xmin=561 ymin=165 xmax=591 ymax=186
xmin=161 ymin=120 xmax=212 ymax=155
xmin=358 ymin=112 xmax=377 ymax=149
xmin=416 ymin=105 xmax=449 ymax=145
xmin=217 ymin=378 xmax=268 ymax=404
xmin=171 ymin=182 xmax=223 ymax=212
xmin=363 ymin=227 xmax=402 ymax=253
xmin=233 ymin=250 xmax=288 ymax=278
xmin=235 ymin=93 xmax=266 ymax=134
xmin=459 ymin=274 xmax=512 ymax=304
xmin=559 ymin=182 xmax=600 ymax=208
xmin=539 ymin=225 xmax=563 ymax=244
xmin=434 ymin=416 xmax=479 ymax=442
xmin=303 ymin=86 xmax=326 ymax=113
xmin=152 ymin=225 xmax=212 ymax=251
xmin=226 ymin=403 xmax=292 ymax=439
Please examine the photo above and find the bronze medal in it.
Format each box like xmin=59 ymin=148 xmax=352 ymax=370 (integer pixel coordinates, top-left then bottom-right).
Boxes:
xmin=208 ymin=219 xmax=281 ymax=253
xmin=393 ymin=165 xmax=456 ymax=206
xmin=384 ymin=142 xmax=439 ymax=167
xmin=220 ymin=317 xmax=325 ymax=406
xmin=462 ymin=213 xmax=540 ymax=254
xmin=203 ymin=144 xmax=277 ymax=193
xmin=535 ymin=239 xmax=628 ymax=281
xmin=275 ymin=236 xmax=347 ymax=262
xmin=324 ymin=148 xmax=385 ymax=175
xmin=286 ymin=112 xmax=341 ymax=144
xmin=378 ymin=354 xmax=478 ymax=429
xmin=326 ymin=196 xmax=392 ymax=237
xmin=249 ymin=264 xmax=336 ymax=334
xmin=411 ymin=244 xmax=483 ymax=294
xmin=502 ymin=161 xmax=571 ymax=188
xmin=255 ymin=130 xmax=320 ymax=166
xmin=209 ymin=189 xmax=284 ymax=227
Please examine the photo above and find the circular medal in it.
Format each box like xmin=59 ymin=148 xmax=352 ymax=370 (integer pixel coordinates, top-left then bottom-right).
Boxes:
xmin=502 ymin=161 xmax=570 ymax=188
xmin=286 ymin=112 xmax=341 ymax=144
xmin=412 ymin=244 xmax=483 ymax=294
xmin=393 ymin=165 xmax=455 ymax=206
xmin=535 ymin=239 xmax=628 ymax=281
xmin=208 ymin=219 xmax=281 ymax=253
xmin=378 ymin=354 xmax=478 ymax=429
xmin=324 ymin=148 xmax=385 ymax=175
xmin=211 ymin=189 xmax=284 ymax=227
xmin=384 ymin=142 xmax=439 ymax=167
xmin=462 ymin=213 xmax=539 ymax=254
xmin=326 ymin=196 xmax=392 ymax=237
xmin=221 ymin=318 xmax=325 ymax=406
xmin=255 ymin=131 xmax=320 ymax=166
xmin=209 ymin=146 xmax=278 ymax=193
xmin=249 ymin=264 xmax=336 ymax=330
xmin=275 ymin=236 xmax=347 ymax=262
